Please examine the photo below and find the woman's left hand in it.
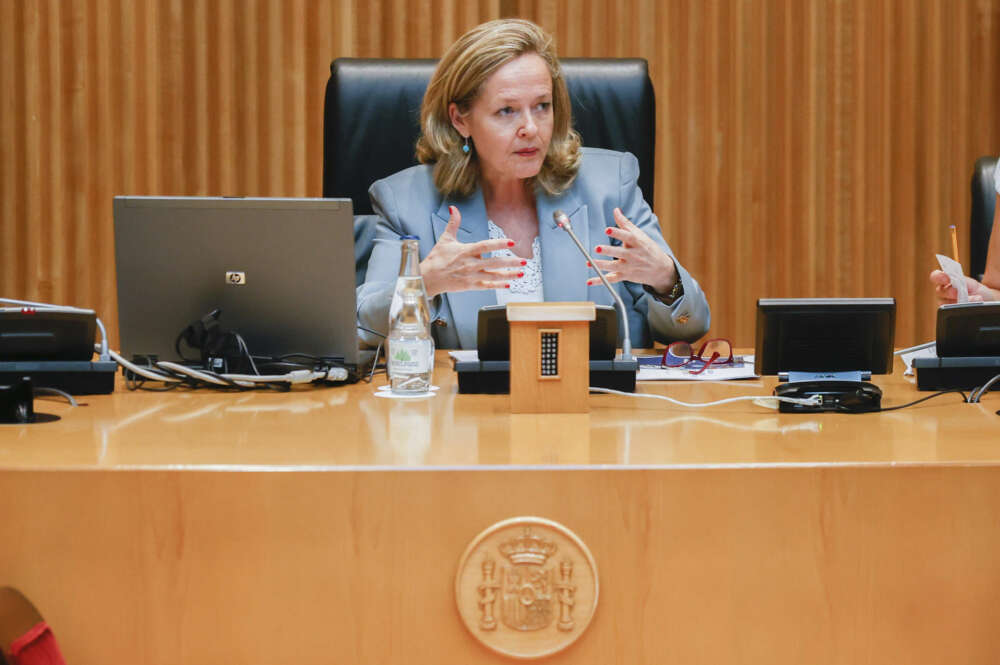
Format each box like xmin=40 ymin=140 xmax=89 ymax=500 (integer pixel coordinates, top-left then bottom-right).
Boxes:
xmin=589 ymin=208 xmax=678 ymax=294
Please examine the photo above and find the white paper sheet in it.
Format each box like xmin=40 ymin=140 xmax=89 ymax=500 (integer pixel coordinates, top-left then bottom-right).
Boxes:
xmin=896 ymin=343 xmax=938 ymax=377
xmin=636 ymin=355 xmax=758 ymax=381
xmin=448 ymin=350 xmax=480 ymax=363
xmin=936 ymin=254 xmax=969 ymax=303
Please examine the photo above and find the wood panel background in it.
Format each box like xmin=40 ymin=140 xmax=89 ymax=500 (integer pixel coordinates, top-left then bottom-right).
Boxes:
xmin=2 ymin=0 xmax=999 ymax=347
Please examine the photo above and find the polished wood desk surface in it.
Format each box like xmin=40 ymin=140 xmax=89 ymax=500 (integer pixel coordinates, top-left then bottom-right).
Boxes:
xmin=1 ymin=352 xmax=997 ymax=470
xmin=3 ymin=354 xmax=1000 ymax=665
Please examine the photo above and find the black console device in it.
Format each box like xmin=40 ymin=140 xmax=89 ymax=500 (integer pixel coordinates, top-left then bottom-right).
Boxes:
xmin=913 ymin=302 xmax=1000 ymax=391
xmin=455 ymin=304 xmax=638 ymax=394
xmin=773 ymin=380 xmax=883 ymax=414
xmin=476 ymin=304 xmax=619 ymax=361
xmin=0 ymin=306 xmax=96 ymax=360
xmin=0 ymin=307 xmax=115 ymax=394
xmin=755 ymin=298 xmax=896 ymax=413
xmin=935 ymin=302 xmax=1000 ymax=357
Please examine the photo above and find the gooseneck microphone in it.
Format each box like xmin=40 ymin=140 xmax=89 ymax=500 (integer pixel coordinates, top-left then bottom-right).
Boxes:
xmin=552 ymin=210 xmax=633 ymax=361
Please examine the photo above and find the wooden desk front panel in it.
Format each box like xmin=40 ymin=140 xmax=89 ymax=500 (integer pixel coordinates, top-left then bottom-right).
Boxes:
xmin=2 ymin=467 xmax=998 ymax=664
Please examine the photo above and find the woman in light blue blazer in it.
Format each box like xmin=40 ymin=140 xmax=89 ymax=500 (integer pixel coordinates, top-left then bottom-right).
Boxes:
xmin=358 ymin=19 xmax=710 ymax=350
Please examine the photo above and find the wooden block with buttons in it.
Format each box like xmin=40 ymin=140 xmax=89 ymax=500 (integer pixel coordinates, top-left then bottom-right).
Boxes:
xmin=507 ymin=302 xmax=595 ymax=414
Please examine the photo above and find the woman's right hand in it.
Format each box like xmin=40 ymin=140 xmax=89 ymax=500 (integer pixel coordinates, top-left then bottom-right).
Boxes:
xmin=929 ymin=269 xmax=998 ymax=304
xmin=419 ymin=206 xmax=526 ymax=299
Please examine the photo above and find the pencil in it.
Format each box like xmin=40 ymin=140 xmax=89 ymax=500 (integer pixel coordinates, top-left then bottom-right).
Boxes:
xmin=950 ymin=225 xmax=960 ymax=263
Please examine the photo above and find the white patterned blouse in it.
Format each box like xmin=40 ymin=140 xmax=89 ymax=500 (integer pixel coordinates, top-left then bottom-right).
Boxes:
xmin=488 ymin=219 xmax=544 ymax=306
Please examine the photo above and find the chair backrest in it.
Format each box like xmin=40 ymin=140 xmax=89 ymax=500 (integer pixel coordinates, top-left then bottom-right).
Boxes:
xmin=323 ymin=58 xmax=656 ymax=215
xmin=970 ymin=156 xmax=997 ymax=281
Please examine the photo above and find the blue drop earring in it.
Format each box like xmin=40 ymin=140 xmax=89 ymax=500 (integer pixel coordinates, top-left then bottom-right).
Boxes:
xmin=462 ymin=137 xmax=470 ymax=154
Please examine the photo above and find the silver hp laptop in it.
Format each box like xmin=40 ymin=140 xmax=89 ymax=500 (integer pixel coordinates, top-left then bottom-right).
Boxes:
xmin=113 ymin=196 xmax=360 ymax=376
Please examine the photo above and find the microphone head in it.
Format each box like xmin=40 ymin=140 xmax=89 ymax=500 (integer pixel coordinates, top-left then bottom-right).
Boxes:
xmin=552 ymin=209 xmax=570 ymax=230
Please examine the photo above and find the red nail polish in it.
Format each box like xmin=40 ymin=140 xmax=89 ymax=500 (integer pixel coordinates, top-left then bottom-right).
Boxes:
xmin=586 ymin=261 xmax=592 ymax=267
xmin=595 ymin=246 xmax=602 ymax=254
xmin=520 ymin=260 xmax=527 ymax=266
xmin=605 ymin=228 xmax=613 ymax=235
xmin=505 ymin=284 xmax=511 ymax=289
xmin=507 ymin=240 xmax=515 ymax=247
xmin=517 ymin=272 xmax=524 ymax=277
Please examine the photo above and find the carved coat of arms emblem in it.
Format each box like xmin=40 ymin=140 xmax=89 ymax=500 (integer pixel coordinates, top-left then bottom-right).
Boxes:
xmin=456 ymin=517 xmax=598 ymax=659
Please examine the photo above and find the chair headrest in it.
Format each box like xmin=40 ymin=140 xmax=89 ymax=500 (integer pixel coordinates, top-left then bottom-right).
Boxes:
xmin=970 ymin=156 xmax=997 ymax=280
xmin=324 ymin=58 xmax=655 ymax=215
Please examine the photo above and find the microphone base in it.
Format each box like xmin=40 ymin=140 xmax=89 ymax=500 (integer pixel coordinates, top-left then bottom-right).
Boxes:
xmin=454 ymin=358 xmax=638 ymax=395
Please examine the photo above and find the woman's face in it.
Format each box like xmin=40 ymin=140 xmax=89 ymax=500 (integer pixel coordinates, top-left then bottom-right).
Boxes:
xmin=450 ymin=53 xmax=554 ymax=188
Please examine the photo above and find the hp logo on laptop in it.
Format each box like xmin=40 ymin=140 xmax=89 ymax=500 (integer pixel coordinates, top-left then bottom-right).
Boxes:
xmin=226 ymin=271 xmax=246 ymax=285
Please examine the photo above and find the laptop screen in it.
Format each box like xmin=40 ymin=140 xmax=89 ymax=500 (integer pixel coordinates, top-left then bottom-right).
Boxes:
xmin=113 ymin=196 xmax=359 ymax=373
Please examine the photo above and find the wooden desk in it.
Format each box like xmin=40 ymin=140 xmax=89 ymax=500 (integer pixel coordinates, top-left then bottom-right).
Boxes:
xmin=1 ymin=354 xmax=998 ymax=664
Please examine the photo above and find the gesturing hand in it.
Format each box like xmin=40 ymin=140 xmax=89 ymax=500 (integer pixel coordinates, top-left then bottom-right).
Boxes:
xmin=419 ymin=206 xmax=527 ymax=299
xmin=589 ymin=208 xmax=678 ymax=294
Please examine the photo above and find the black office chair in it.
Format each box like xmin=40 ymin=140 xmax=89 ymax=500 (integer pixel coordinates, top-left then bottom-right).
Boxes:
xmin=323 ymin=58 xmax=656 ymax=284
xmin=970 ymin=156 xmax=997 ymax=281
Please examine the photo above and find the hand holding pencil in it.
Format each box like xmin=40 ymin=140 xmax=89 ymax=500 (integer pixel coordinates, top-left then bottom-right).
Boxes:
xmin=929 ymin=270 xmax=989 ymax=304
xmin=929 ymin=223 xmax=996 ymax=304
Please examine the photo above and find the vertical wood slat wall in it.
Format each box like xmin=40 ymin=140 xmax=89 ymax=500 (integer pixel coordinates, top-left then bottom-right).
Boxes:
xmin=1 ymin=0 xmax=998 ymax=348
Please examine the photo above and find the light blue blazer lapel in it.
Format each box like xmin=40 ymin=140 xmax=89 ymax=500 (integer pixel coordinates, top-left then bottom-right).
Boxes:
xmin=432 ymin=190 xmax=496 ymax=349
xmin=537 ymin=187 xmax=589 ymax=303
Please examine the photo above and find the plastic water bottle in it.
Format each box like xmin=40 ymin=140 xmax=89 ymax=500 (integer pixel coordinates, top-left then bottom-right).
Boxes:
xmin=388 ymin=235 xmax=435 ymax=394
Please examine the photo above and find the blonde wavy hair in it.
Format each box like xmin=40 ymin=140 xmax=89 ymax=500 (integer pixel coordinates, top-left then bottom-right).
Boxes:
xmin=415 ymin=19 xmax=582 ymax=198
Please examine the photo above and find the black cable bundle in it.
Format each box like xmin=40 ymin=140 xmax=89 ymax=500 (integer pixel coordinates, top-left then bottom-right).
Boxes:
xmin=175 ymin=309 xmax=253 ymax=373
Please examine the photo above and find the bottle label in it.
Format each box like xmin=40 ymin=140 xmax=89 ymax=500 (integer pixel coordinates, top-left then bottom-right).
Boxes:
xmin=389 ymin=339 xmax=432 ymax=374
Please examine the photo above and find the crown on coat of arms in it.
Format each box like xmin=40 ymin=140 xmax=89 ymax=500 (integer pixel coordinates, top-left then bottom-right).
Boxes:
xmin=498 ymin=528 xmax=558 ymax=565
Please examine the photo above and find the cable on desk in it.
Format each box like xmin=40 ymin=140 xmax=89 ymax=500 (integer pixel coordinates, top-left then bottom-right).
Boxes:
xmin=878 ymin=390 xmax=969 ymax=412
xmin=592 ymin=386 xmax=982 ymax=413
xmin=157 ymin=361 xmax=233 ymax=386
xmin=589 ymin=387 xmax=823 ymax=409
xmin=105 ymin=347 xmax=183 ymax=384
xmin=357 ymin=324 xmax=387 ymax=339
xmin=33 ymin=387 xmax=78 ymax=407
xmin=103 ymin=345 xmax=347 ymax=391
xmin=367 ymin=339 xmax=384 ymax=383
xmin=969 ymin=373 xmax=1000 ymax=403
xmin=356 ymin=302 xmax=387 ymax=340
